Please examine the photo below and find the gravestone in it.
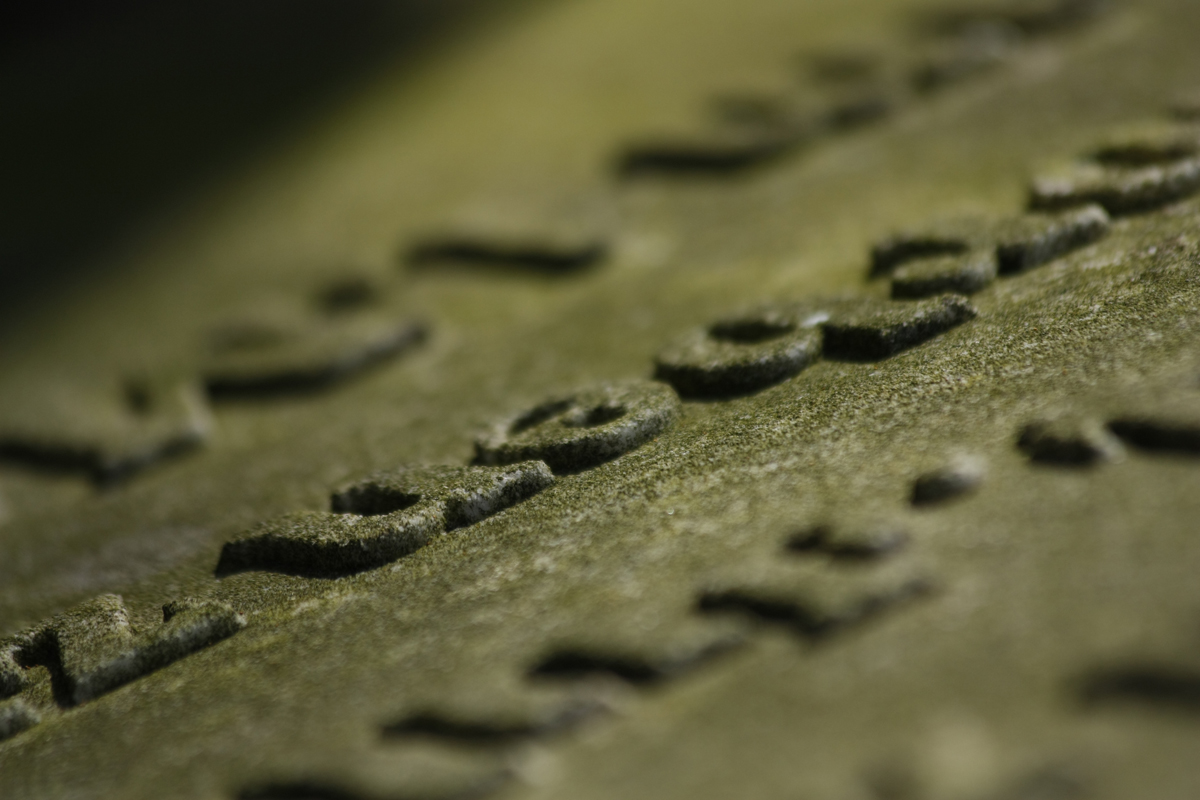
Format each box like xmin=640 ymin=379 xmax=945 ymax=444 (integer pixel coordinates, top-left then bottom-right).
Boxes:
xmin=1 ymin=0 xmax=1199 ymax=798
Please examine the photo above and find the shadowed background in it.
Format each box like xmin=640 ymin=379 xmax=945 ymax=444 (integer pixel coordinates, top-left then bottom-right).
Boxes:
xmin=0 ymin=0 xmax=509 ymax=328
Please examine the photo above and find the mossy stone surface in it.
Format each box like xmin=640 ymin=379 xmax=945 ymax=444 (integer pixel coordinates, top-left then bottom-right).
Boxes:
xmin=1 ymin=0 xmax=1200 ymax=798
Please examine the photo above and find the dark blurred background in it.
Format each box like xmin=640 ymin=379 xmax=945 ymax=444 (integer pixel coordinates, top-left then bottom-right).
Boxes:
xmin=0 ymin=0 xmax=504 ymax=322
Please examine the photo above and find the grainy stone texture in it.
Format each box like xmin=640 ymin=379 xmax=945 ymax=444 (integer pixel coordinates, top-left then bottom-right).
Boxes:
xmin=222 ymin=463 xmax=553 ymax=576
xmin=654 ymin=307 xmax=824 ymax=397
xmin=474 ymin=381 xmax=680 ymax=472
xmin=890 ymin=250 xmax=999 ymax=298
xmin=993 ymin=204 xmax=1111 ymax=273
xmin=822 ymin=294 xmax=978 ymax=360
xmin=2 ymin=0 xmax=1200 ymax=799
xmin=1029 ymin=158 xmax=1200 ymax=215
xmin=332 ymin=462 xmax=555 ymax=530
xmin=869 ymin=216 xmax=993 ymax=277
xmin=0 ymin=645 xmax=25 ymax=698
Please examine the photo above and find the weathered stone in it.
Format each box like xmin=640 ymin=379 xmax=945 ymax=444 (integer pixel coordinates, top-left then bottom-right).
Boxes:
xmin=786 ymin=521 xmax=910 ymax=560
xmin=1029 ymin=158 xmax=1200 ymax=215
xmin=204 ymin=312 xmax=427 ymax=398
xmin=475 ymin=381 xmax=681 ymax=472
xmin=1091 ymin=122 xmax=1200 ymax=166
xmin=0 ymin=698 xmax=40 ymax=742
xmin=654 ymin=306 xmax=823 ymax=397
xmin=331 ymin=462 xmax=555 ymax=531
xmin=408 ymin=235 xmax=607 ymax=275
xmin=911 ymin=454 xmax=986 ymax=506
xmin=993 ymin=204 xmax=1110 ymax=273
xmin=890 ymin=250 xmax=999 ymax=298
xmin=869 ymin=217 xmax=993 ymax=277
xmin=822 ymin=295 xmax=977 ymax=360
xmin=5 ymin=1 xmax=1200 ymax=799
xmin=0 ymin=373 xmax=210 ymax=485
xmin=1018 ymin=414 xmax=1124 ymax=465
xmin=222 ymin=463 xmax=553 ymax=577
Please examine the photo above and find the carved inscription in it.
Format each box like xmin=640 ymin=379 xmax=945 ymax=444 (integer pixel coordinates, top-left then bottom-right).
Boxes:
xmin=890 ymin=251 xmax=999 ymax=299
xmin=474 ymin=381 xmax=681 ymax=473
xmin=383 ymin=695 xmax=606 ymax=745
xmin=617 ymin=0 xmax=1111 ymax=178
xmin=0 ymin=699 xmax=39 ymax=743
xmin=910 ymin=454 xmax=986 ymax=506
xmin=9 ymin=42 xmax=1200 ymax=800
xmin=20 ymin=595 xmax=244 ymax=707
xmin=700 ymin=569 xmax=933 ymax=640
xmin=1018 ymin=414 xmax=1124 ymax=465
xmin=1080 ymin=664 xmax=1200 ymax=713
xmin=1107 ymin=399 xmax=1200 ymax=455
xmin=219 ymin=462 xmax=554 ymax=578
xmin=204 ymin=310 xmax=427 ymax=399
xmin=786 ymin=520 xmax=910 ymax=561
xmin=408 ymin=234 xmax=607 ymax=275
xmin=0 ymin=594 xmax=244 ymax=740
xmin=875 ymin=204 xmax=1110 ymax=299
xmin=619 ymin=130 xmax=804 ymax=177
xmin=0 ymin=374 xmax=210 ymax=485
xmin=1030 ymin=122 xmax=1200 ymax=215
xmin=654 ymin=306 xmax=824 ymax=398
xmin=529 ymin=623 xmax=747 ymax=686
xmin=822 ymin=295 xmax=977 ymax=361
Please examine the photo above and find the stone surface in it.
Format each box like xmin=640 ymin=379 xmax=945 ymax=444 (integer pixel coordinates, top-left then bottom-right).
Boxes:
xmin=1018 ymin=414 xmax=1125 ymax=465
xmin=993 ymin=204 xmax=1111 ymax=273
xmin=474 ymin=381 xmax=681 ymax=473
xmin=1029 ymin=158 xmax=1200 ymax=215
xmin=653 ymin=307 xmax=824 ymax=397
xmin=1107 ymin=398 xmax=1200 ymax=454
xmin=2 ymin=0 xmax=1200 ymax=798
xmin=221 ymin=463 xmax=553 ymax=577
xmin=786 ymin=519 xmax=910 ymax=560
xmin=0 ymin=700 xmax=39 ymax=743
xmin=1 ymin=594 xmax=244 ymax=711
xmin=890 ymin=250 xmax=999 ymax=298
xmin=203 ymin=308 xmax=427 ymax=398
xmin=910 ymin=454 xmax=987 ymax=506
xmin=869 ymin=216 xmax=993 ymax=278
xmin=822 ymin=295 xmax=978 ymax=360
xmin=0 ymin=374 xmax=210 ymax=485
xmin=408 ymin=234 xmax=607 ymax=276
